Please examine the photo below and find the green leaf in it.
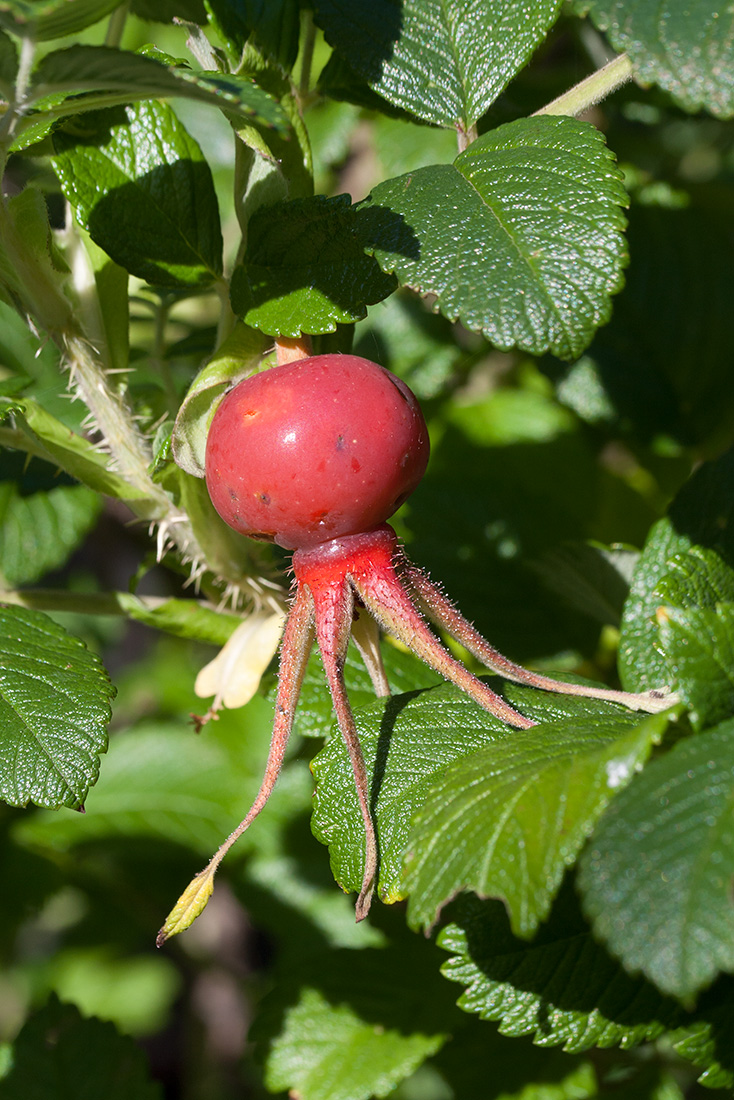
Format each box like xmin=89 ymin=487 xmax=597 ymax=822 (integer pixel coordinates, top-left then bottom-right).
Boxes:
xmin=669 ymin=981 xmax=734 ymax=1090
xmin=0 ymin=28 xmax=17 ymax=93
xmin=529 ymin=541 xmax=639 ymax=627
xmin=230 ymin=195 xmax=396 ymax=337
xmin=574 ymin=0 xmax=734 ymax=118
xmin=0 ymin=605 xmax=114 ymax=810
xmin=656 ymin=547 xmax=734 ymax=610
xmin=53 ymin=101 xmax=223 ymax=289
xmin=579 ymin=720 xmax=734 ymax=1002
xmin=0 ymin=998 xmax=161 ymax=1099
xmin=264 ymin=986 xmax=443 ymax=1100
xmin=0 ymin=481 xmax=100 ymax=586
xmin=290 ymin=638 xmax=441 ymax=739
xmin=403 ymin=693 xmax=669 ymax=935
xmin=658 ymin=604 xmax=734 ymax=731
xmin=651 ymin=547 xmax=734 ymax=729
xmin=206 ymin=0 xmax=302 ymax=70
xmin=115 ymin=593 xmax=242 ymax=647
xmin=258 ymin=942 xmax=453 ymax=1100
xmin=131 ymin=0 xmax=206 ymax=21
xmin=30 ymin=44 xmax=288 ymax=128
xmin=618 ymin=449 xmax=734 ymax=692
xmin=0 ymin=0 xmax=121 ymax=40
xmin=0 ymin=395 xmax=154 ymax=508
xmin=311 ymin=683 xmax=667 ymax=928
xmin=439 ymin=882 xmax=680 ymax=1052
xmin=559 ymin=204 xmax=734 ymax=450
xmin=313 ymin=0 xmax=561 ymax=129
xmin=364 ymin=116 xmax=628 ymax=361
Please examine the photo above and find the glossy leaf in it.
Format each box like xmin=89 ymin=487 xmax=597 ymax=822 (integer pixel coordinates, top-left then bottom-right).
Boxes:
xmin=364 ymin=115 xmax=628 ymax=360
xmin=230 ymin=195 xmax=396 ymax=337
xmin=0 ymin=606 xmax=114 ymax=809
xmin=574 ymin=0 xmax=734 ymax=118
xmin=313 ymin=0 xmax=561 ymax=129
xmin=580 ymin=720 xmax=734 ymax=1002
xmin=403 ymin=697 xmax=668 ymax=935
xmin=439 ymin=884 xmax=680 ymax=1052
xmin=311 ymin=682 xmax=668 ymax=930
xmin=53 ymin=101 xmax=223 ymax=289
xmin=618 ymin=449 xmax=734 ymax=692
xmin=658 ymin=604 xmax=734 ymax=731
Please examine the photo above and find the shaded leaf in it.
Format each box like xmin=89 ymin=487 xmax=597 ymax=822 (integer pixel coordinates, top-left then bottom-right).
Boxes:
xmin=0 ymin=605 xmax=114 ymax=809
xmin=207 ymin=0 xmax=301 ymax=70
xmin=0 ymin=998 xmax=161 ymax=1100
xmin=555 ymin=205 xmax=734 ymax=450
xmin=0 ymin=0 xmax=121 ymax=40
xmin=0 ymin=481 xmax=100 ymax=586
xmin=365 ymin=115 xmax=628 ymax=360
xmin=313 ymin=0 xmax=561 ymax=129
xmin=30 ymin=44 xmax=287 ymax=128
xmin=439 ymin=883 xmax=680 ymax=1052
xmin=669 ymin=980 xmax=734 ymax=1090
xmin=579 ymin=720 xmax=734 ymax=1002
xmin=53 ymin=101 xmax=223 ymax=289
xmin=574 ymin=0 xmax=734 ymax=118
xmin=13 ymin=704 xmax=305 ymax=859
xmin=230 ymin=195 xmax=397 ymax=337
xmin=290 ymin=636 xmax=441 ymax=740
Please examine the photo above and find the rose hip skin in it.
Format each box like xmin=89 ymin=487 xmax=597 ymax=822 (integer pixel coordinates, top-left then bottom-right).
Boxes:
xmin=205 ymin=353 xmax=429 ymax=550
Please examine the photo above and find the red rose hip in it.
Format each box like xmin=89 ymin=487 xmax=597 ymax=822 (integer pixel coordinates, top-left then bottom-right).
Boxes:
xmin=204 ymin=353 xmax=430 ymax=550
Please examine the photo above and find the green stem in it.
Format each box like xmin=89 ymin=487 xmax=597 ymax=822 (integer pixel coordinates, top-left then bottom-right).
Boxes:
xmin=0 ymin=588 xmax=168 ymax=616
xmin=0 ymin=36 xmax=36 ymax=155
xmin=105 ymin=1 xmax=130 ymax=48
xmin=534 ymin=53 xmax=633 ymax=118
xmin=298 ymin=10 xmax=316 ymax=102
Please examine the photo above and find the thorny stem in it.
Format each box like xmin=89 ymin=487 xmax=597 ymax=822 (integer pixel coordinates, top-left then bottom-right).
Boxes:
xmin=534 ymin=53 xmax=633 ymax=118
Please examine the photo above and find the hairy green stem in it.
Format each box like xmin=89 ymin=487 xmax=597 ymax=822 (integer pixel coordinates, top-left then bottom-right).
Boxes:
xmin=534 ymin=54 xmax=633 ymax=118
